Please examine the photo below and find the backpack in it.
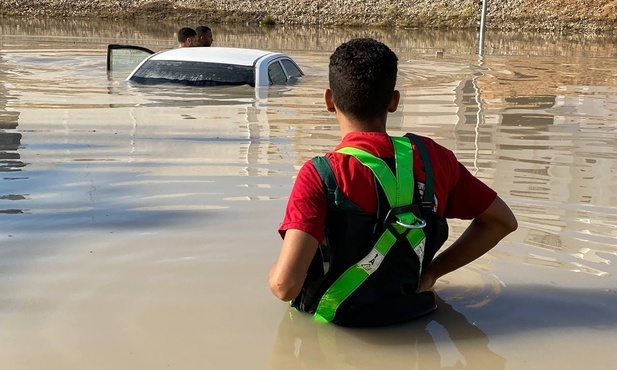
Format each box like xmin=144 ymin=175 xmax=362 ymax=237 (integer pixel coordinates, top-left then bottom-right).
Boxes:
xmin=291 ymin=134 xmax=449 ymax=327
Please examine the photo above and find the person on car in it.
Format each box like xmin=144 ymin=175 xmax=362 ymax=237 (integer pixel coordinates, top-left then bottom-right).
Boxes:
xmin=195 ymin=25 xmax=213 ymax=47
xmin=177 ymin=27 xmax=196 ymax=48
xmin=268 ymin=38 xmax=518 ymax=326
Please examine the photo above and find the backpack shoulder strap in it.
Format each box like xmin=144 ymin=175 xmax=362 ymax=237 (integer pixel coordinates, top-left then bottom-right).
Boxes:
xmin=310 ymin=156 xmax=361 ymax=212
xmin=311 ymin=156 xmax=337 ymax=205
xmin=405 ymin=133 xmax=435 ymax=212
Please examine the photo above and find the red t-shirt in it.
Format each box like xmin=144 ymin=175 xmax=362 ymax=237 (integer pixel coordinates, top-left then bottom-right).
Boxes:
xmin=279 ymin=132 xmax=497 ymax=243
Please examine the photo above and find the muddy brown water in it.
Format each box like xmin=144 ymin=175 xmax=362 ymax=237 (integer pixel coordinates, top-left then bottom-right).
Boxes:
xmin=1 ymin=19 xmax=617 ymax=369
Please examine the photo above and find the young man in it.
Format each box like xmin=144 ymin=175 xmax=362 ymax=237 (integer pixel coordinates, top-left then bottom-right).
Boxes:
xmin=177 ymin=27 xmax=196 ymax=48
xmin=195 ymin=25 xmax=213 ymax=47
xmin=269 ymin=38 xmax=517 ymax=326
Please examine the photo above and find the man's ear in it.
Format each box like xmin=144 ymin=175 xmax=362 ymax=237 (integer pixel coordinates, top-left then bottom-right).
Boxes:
xmin=387 ymin=90 xmax=400 ymax=113
xmin=324 ymin=88 xmax=336 ymax=112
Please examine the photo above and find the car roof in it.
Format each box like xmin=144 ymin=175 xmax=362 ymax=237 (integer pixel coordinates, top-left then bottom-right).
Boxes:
xmin=148 ymin=47 xmax=284 ymax=66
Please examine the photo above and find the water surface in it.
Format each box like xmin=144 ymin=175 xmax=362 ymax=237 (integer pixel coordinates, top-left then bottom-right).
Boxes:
xmin=1 ymin=18 xmax=617 ymax=369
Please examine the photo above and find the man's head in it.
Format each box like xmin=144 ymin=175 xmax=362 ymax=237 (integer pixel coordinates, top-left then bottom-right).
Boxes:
xmin=326 ymin=38 xmax=399 ymax=127
xmin=196 ymin=25 xmax=213 ymax=47
xmin=177 ymin=27 xmax=197 ymax=47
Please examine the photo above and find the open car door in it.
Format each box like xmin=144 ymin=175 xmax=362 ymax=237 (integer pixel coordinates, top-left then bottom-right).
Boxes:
xmin=106 ymin=44 xmax=155 ymax=75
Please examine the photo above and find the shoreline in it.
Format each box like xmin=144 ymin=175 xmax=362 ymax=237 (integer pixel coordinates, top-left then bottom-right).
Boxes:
xmin=1 ymin=0 xmax=616 ymax=34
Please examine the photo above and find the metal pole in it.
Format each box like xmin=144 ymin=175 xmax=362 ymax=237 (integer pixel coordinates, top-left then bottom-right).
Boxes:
xmin=479 ymin=0 xmax=488 ymax=55
xmin=472 ymin=55 xmax=484 ymax=175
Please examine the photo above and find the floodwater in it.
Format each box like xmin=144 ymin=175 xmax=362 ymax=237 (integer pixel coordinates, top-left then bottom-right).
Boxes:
xmin=1 ymin=18 xmax=617 ymax=369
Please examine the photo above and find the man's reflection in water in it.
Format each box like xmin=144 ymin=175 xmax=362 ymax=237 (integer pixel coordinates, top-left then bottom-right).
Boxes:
xmin=269 ymin=295 xmax=505 ymax=369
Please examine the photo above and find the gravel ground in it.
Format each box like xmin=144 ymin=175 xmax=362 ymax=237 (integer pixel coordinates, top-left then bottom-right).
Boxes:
xmin=0 ymin=0 xmax=615 ymax=33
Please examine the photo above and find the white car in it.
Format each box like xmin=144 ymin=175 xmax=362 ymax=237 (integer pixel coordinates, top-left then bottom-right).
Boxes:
xmin=106 ymin=44 xmax=304 ymax=88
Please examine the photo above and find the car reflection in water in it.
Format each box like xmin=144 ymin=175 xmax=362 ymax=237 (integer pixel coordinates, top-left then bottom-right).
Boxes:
xmin=104 ymin=45 xmax=305 ymax=179
xmin=101 ymin=79 xmax=294 ymax=179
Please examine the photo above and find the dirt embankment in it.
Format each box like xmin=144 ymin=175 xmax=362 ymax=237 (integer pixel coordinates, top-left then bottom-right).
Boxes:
xmin=1 ymin=0 xmax=616 ymax=33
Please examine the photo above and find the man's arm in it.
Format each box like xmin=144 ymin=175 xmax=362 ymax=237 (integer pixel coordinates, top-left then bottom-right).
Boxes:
xmin=418 ymin=195 xmax=517 ymax=292
xmin=269 ymin=229 xmax=320 ymax=301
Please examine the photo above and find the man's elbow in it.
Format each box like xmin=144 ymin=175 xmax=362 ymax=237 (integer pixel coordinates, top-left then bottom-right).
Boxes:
xmin=505 ymin=214 xmax=518 ymax=234
xmin=487 ymin=196 xmax=518 ymax=235
xmin=499 ymin=202 xmax=518 ymax=235
xmin=269 ymin=278 xmax=301 ymax=302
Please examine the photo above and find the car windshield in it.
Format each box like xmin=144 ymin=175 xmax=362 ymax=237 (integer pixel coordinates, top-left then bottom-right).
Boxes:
xmin=129 ymin=60 xmax=256 ymax=87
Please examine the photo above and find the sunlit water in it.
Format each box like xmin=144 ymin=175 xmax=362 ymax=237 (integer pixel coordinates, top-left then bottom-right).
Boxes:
xmin=1 ymin=19 xmax=617 ymax=369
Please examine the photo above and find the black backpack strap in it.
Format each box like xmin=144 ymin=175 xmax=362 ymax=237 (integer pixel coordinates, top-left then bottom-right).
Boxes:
xmin=311 ymin=156 xmax=337 ymax=205
xmin=311 ymin=156 xmax=362 ymax=211
xmin=405 ymin=133 xmax=435 ymax=212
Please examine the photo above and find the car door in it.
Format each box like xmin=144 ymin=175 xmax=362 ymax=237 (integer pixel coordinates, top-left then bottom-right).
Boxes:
xmin=106 ymin=44 xmax=155 ymax=75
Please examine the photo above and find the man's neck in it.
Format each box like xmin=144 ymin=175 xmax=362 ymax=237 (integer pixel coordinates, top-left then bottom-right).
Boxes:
xmin=338 ymin=113 xmax=387 ymax=137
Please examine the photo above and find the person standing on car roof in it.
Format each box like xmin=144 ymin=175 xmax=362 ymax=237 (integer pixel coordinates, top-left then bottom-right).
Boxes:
xmin=177 ymin=27 xmax=197 ymax=48
xmin=195 ymin=25 xmax=213 ymax=47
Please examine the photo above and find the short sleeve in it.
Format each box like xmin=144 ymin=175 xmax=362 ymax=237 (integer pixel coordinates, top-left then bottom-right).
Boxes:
xmin=444 ymin=162 xmax=497 ymax=219
xmin=278 ymin=160 xmax=328 ymax=243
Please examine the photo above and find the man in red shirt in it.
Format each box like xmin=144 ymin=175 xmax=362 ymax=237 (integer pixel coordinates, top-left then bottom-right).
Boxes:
xmin=269 ymin=38 xmax=517 ymax=326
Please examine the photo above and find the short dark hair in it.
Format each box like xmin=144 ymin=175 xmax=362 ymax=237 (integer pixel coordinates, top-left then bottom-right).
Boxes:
xmin=196 ymin=25 xmax=211 ymax=36
xmin=178 ymin=27 xmax=196 ymax=43
xmin=329 ymin=38 xmax=398 ymax=120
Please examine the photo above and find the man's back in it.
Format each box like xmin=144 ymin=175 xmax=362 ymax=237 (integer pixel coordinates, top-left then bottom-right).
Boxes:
xmin=269 ymin=38 xmax=517 ymax=326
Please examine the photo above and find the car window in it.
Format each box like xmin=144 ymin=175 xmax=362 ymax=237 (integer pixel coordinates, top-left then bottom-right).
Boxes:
xmin=106 ymin=44 xmax=154 ymax=72
xmin=281 ymin=59 xmax=303 ymax=78
xmin=268 ymin=61 xmax=287 ymax=85
xmin=129 ymin=60 xmax=255 ymax=87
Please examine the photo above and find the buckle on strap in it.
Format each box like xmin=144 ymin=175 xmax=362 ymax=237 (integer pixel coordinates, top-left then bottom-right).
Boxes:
xmin=384 ymin=204 xmax=427 ymax=230
xmin=396 ymin=218 xmax=427 ymax=229
xmin=422 ymin=200 xmax=434 ymax=210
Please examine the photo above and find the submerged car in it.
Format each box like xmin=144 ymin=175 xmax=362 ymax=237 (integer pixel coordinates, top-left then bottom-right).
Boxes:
xmin=106 ymin=44 xmax=304 ymax=88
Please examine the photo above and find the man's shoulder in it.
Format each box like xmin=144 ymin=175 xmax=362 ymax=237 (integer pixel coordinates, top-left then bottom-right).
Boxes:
xmin=403 ymin=132 xmax=439 ymax=147
xmin=404 ymin=133 xmax=455 ymax=157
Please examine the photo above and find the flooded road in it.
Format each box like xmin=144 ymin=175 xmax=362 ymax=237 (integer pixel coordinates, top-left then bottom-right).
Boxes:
xmin=1 ymin=18 xmax=616 ymax=369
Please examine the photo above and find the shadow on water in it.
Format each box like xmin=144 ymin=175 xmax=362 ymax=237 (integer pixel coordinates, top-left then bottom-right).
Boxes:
xmin=270 ymin=295 xmax=505 ymax=369
xmin=270 ymin=285 xmax=617 ymax=369
xmin=456 ymin=284 xmax=617 ymax=334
